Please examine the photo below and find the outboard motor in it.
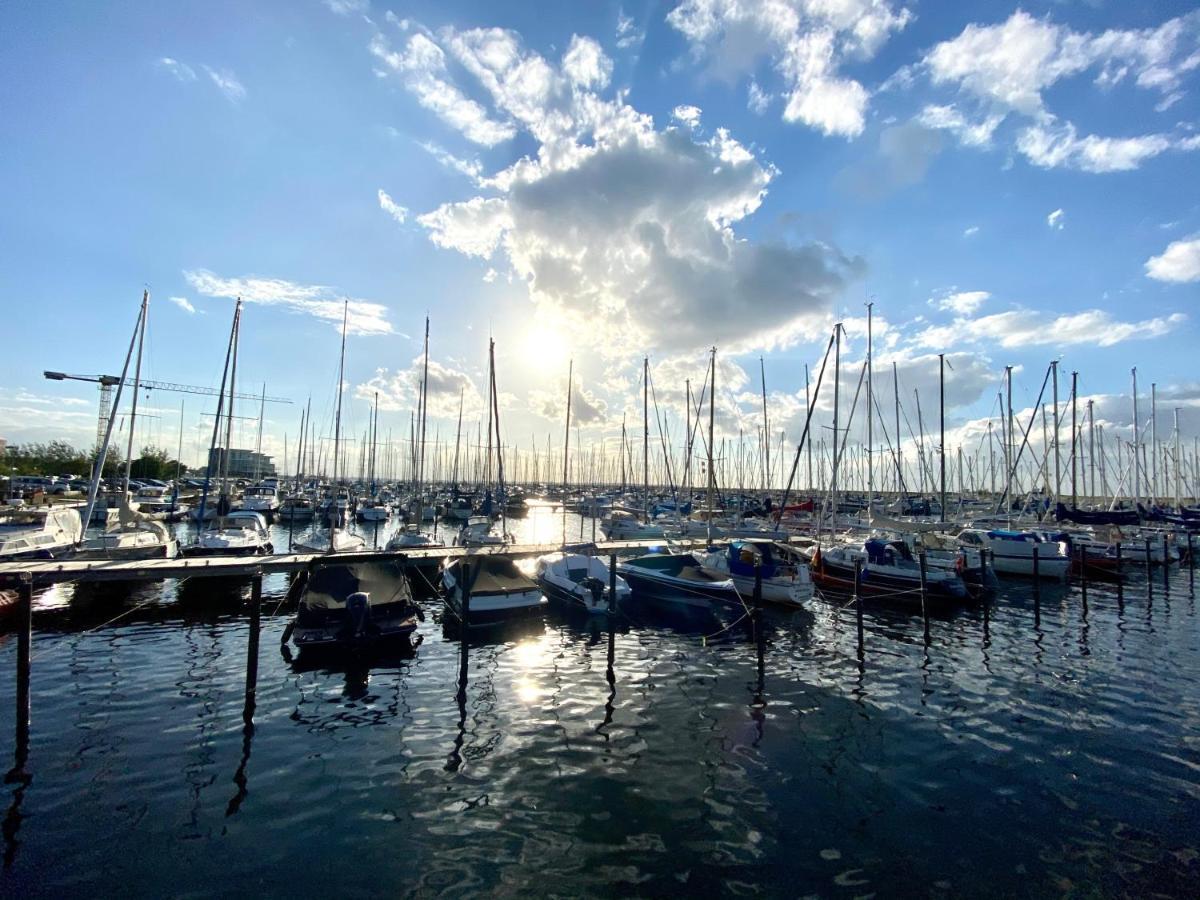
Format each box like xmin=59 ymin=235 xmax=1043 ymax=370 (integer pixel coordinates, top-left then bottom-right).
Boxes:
xmin=345 ymin=591 xmax=371 ymax=640
xmin=582 ymin=576 xmax=606 ymax=610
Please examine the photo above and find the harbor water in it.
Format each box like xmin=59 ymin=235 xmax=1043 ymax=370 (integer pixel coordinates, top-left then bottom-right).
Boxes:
xmin=2 ymin=507 xmax=1198 ymax=896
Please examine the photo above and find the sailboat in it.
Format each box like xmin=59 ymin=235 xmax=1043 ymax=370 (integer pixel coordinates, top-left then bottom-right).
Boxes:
xmin=76 ymin=290 xmax=177 ymax=561
xmin=536 ymin=360 xmax=631 ymax=613
xmin=295 ymin=302 xmax=366 ymax=555
xmin=185 ymin=300 xmax=273 ymax=557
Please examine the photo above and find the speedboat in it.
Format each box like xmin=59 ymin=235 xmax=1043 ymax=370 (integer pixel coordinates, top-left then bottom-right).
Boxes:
xmin=0 ymin=506 xmax=83 ymax=560
xmin=287 ymin=561 xmax=421 ymax=650
xmin=441 ymin=554 xmax=545 ymax=625
xmin=811 ymin=538 xmax=970 ymax=604
xmin=700 ymin=540 xmax=812 ymax=607
xmin=385 ymin=524 xmax=445 ymax=595
xmin=357 ymin=498 xmax=391 ymax=522
xmin=617 ymin=552 xmax=738 ymax=609
xmin=535 ymin=551 xmax=631 ymax=614
xmin=183 ymin=511 xmax=272 ymax=557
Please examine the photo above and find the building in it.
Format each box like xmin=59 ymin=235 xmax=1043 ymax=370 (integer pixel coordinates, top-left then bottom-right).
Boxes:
xmin=206 ymin=447 xmax=276 ymax=480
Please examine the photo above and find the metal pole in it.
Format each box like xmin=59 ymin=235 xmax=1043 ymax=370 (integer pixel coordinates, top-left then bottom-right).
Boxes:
xmin=609 ymin=553 xmax=618 ymax=614
xmin=853 ymin=557 xmax=864 ymax=655
xmin=14 ymin=578 xmax=32 ymax=771
xmin=939 ymin=354 xmax=946 ymax=523
xmin=245 ymin=574 xmax=262 ymax=712
xmin=918 ymin=550 xmax=930 ymax=644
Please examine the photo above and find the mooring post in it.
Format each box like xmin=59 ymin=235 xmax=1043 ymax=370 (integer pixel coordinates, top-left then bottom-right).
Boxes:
xmin=13 ymin=577 xmax=32 ymax=774
xmin=1188 ymin=532 xmax=1195 ymax=596
xmin=753 ymin=561 xmax=764 ymax=634
xmin=1115 ymin=541 xmax=1125 ymax=611
xmin=1163 ymin=535 xmax=1171 ymax=592
xmin=1032 ymin=544 xmax=1040 ymax=592
xmin=287 ymin=509 xmax=294 ymax=553
xmin=1145 ymin=537 xmax=1154 ymax=602
xmin=917 ymin=550 xmax=930 ymax=645
xmin=853 ymin=557 xmax=864 ymax=655
xmin=245 ymin=574 xmax=262 ymax=713
xmin=978 ymin=547 xmax=987 ymax=591
xmin=1078 ymin=546 xmax=1088 ymax=608
xmin=609 ymin=553 xmax=618 ymax=614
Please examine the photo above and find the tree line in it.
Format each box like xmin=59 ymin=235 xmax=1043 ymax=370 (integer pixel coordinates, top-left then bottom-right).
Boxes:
xmin=2 ymin=442 xmax=184 ymax=481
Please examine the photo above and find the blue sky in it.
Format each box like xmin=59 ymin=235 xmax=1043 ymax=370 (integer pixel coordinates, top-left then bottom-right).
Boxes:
xmin=2 ymin=0 xmax=1199 ymax=477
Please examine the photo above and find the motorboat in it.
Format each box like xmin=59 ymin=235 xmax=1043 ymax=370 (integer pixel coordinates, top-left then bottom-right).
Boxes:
xmin=617 ymin=552 xmax=738 ymax=609
xmin=535 ymin=551 xmax=630 ymax=614
xmin=386 ymin=523 xmax=443 ymax=551
xmin=357 ymin=498 xmax=391 ymax=522
xmin=293 ymin=526 xmax=367 ymax=554
xmin=955 ymin=528 xmax=1070 ymax=579
xmin=240 ymin=484 xmax=278 ymax=514
xmin=287 ymin=561 xmax=421 ymax=650
xmin=441 ymin=554 xmax=545 ymax=625
xmin=599 ymin=510 xmax=666 ymax=541
xmin=183 ymin=510 xmax=272 ymax=557
xmin=700 ymin=540 xmax=813 ymax=607
xmin=811 ymin=538 xmax=970 ymax=603
xmin=442 ymin=496 xmax=474 ymax=521
xmin=455 ymin=515 xmax=509 ymax=548
xmin=74 ymin=494 xmax=178 ymax=560
xmin=0 ymin=505 xmax=83 ymax=560
xmin=277 ymin=495 xmax=316 ymax=522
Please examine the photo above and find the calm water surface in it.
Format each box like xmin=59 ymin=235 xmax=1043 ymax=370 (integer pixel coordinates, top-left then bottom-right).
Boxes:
xmin=1 ymin=509 xmax=1198 ymax=897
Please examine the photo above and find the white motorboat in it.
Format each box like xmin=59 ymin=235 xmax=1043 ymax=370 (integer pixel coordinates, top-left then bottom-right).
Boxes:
xmin=441 ymin=554 xmax=544 ymax=624
xmin=240 ymin=484 xmax=278 ymax=514
xmin=811 ymin=539 xmax=971 ymax=603
xmin=385 ymin=524 xmax=444 ymax=551
xmin=455 ymin=515 xmax=509 ymax=548
xmin=599 ymin=510 xmax=666 ymax=541
xmin=617 ymin=552 xmax=737 ymax=609
xmin=294 ymin=526 xmax=367 ymax=554
xmin=0 ymin=506 xmax=83 ymax=560
xmin=700 ymin=540 xmax=813 ymax=607
xmin=535 ymin=552 xmax=630 ymax=613
xmin=184 ymin=511 xmax=272 ymax=557
xmin=956 ymin=528 xmax=1070 ymax=579
xmin=357 ymin=499 xmax=391 ymax=522
xmin=277 ymin=495 xmax=316 ymax=522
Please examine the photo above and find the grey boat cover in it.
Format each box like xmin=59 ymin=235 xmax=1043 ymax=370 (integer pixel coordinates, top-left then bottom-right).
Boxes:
xmin=301 ymin=562 xmax=413 ymax=611
xmin=455 ymin=556 xmax=537 ymax=594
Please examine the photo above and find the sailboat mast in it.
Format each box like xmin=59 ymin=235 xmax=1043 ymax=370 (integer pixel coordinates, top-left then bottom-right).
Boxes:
xmin=122 ymin=289 xmax=149 ymax=492
xmin=1131 ymin=368 xmax=1140 ymax=508
xmin=331 ymin=301 xmax=348 ymax=545
xmin=866 ymin=302 xmax=873 ymax=513
xmin=831 ymin=323 xmax=841 ymax=522
xmin=643 ymin=357 xmax=649 ymax=522
xmin=562 ymin=360 xmax=573 ymax=547
xmin=707 ymin=348 xmax=716 ymax=543
xmin=222 ymin=304 xmax=240 ymax=500
xmin=418 ymin=316 xmax=430 ymax=498
xmin=760 ymin=357 xmax=770 ymax=497
xmin=451 ymin=387 xmax=463 ymax=490
xmin=939 ymin=353 xmax=946 ymax=523
xmin=1071 ymin=372 xmax=1078 ymax=508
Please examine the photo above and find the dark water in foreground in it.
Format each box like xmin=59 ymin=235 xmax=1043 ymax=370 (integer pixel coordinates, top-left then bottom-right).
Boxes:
xmin=1 ymin=513 xmax=1199 ymax=897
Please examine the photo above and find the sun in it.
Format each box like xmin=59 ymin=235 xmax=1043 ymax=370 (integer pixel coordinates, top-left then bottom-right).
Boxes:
xmin=521 ymin=319 xmax=571 ymax=372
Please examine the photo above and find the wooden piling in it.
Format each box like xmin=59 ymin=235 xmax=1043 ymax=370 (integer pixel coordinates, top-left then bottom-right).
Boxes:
xmin=1145 ymin=537 xmax=1154 ymax=601
xmin=853 ymin=558 xmax=864 ymax=654
xmin=1188 ymin=532 xmax=1194 ymax=596
xmin=244 ymin=574 xmax=262 ymax=713
xmin=1163 ymin=535 xmax=1171 ymax=591
xmin=918 ymin=550 xmax=930 ymax=644
xmin=1078 ymin=546 xmax=1088 ymax=608
xmin=13 ymin=578 xmax=32 ymax=773
xmin=609 ymin=553 xmax=618 ymax=614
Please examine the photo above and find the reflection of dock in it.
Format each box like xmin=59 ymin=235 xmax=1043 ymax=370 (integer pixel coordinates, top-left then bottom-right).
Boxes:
xmin=0 ymin=539 xmax=708 ymax=585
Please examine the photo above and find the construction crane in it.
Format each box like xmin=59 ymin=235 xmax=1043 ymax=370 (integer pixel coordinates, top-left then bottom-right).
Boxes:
xmin=43 ymin=370 xmax=292 ymax=449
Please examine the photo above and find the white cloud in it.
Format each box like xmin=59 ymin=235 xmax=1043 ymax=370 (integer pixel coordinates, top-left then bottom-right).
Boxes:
xmin=933 ymin=290 xmax=990 ymax=314
xmin=918 ymin=10 xmax=1200 ymax=171
xmin=925 ymin=10 xmax=1200 ymax=117
xmin=915 ymin=308 xmax=1186 ymax=350
xmin=324 ymin=0 xmax=368 ymax=15
xmin=616 ymin=8 xmax=644 ymax=50
xmin=672 ymin=104 xmax=702 ymax=127
xmin=157 ymin=57 xmax=196 ymax=82
xmin=666 ymin=0 xmax=912 ymax=138
xmin=1146 ymin=237 xmax=1200 ymax=283
xmin=963 ymin=225 xmax=980 ymax=238
xmin=917 ymin=104 xmax=1003 ymax=148
xmin=1047 ymin=208 xmax=1065 ymax=230
xmin=530 ymin=380 xmax=609 ymax=426
xmin=370 ymin=32 xmax=516 ymax=146
xmin=1018 ymin=122 xmax=1175 ymax=173
xmin=416 ymin=140 xmax=483 ymax=181
xmin=355 ymin=355 xmax=482 ymax=419
xmin=168 ymin=296 xmax=196 ymax=314
xmin=562 ymin=34 xmax=613 ymax=90
xmin=377 ymin=188 xmax=408 ymax=224
xmin=372 ymin=23 xmax=863 ymax=356
xmin=203 ymin=66 xmax=246 ymax=102
xmin=184 ymin=269 xmax=394 ymax=335
xmin=747 ymin=80 xmax=771 ymax=114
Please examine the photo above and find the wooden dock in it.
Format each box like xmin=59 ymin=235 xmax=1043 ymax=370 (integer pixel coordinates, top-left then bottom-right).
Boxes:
xmin=0 ymin=538 xmax=711 ymax=585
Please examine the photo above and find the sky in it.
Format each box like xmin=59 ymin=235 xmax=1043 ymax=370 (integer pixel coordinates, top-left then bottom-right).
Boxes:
xmin=2 ymin=0 xmax=1199 ymax=485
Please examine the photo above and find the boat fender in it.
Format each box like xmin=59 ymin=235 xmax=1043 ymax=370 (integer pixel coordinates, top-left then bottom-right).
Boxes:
xmin=346 ymin=591 xmax=371 ymax=638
